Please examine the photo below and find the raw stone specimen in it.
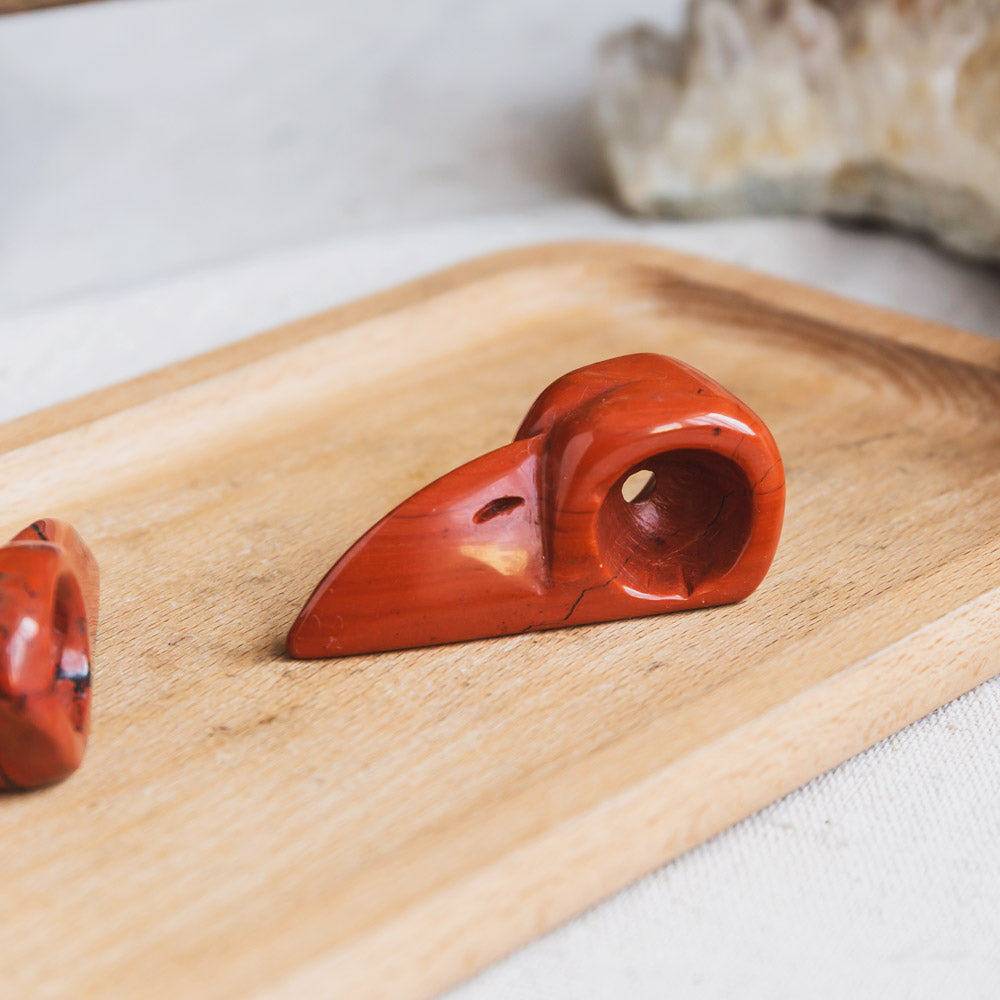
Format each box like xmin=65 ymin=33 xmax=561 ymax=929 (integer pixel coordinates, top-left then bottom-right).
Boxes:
xmin=595 ymin=0 xmax=1000 ymax=260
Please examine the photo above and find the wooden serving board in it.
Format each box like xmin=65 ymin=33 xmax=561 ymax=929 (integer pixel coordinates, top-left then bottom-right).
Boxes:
xmin=3 ymin=243 xmax=999 ymax=999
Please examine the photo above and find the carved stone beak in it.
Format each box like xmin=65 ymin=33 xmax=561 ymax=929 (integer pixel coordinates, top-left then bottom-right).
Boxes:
xmin=287 ymin=354 xmax=785 ymax=658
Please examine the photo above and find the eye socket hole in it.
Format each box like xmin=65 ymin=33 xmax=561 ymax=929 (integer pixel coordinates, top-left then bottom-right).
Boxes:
xmin=473 ymin=496 xmax=525 ymax=524
xmin=598 ymin=450 xmax=753 ymax=599
xmin=53 ymin=575 xmax=90 ymax=687
xmin=621 ymin=469 xmax=656 ymax=503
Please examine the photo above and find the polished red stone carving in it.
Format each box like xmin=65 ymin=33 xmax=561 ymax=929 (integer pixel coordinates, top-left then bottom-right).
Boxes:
xmin=287 ymin=354 xmax=785 ymax=658
xmin=0 ymin=520 xmax=99 ymax=790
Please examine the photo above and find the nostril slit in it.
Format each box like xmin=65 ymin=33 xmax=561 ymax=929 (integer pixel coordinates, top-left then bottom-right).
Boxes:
xmin=473 ymin=496 xmax=525 ymax=524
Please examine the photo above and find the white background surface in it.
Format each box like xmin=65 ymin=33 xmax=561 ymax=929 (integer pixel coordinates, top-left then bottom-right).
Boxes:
xmin=2 ymin=1 xmax=999 ymax=997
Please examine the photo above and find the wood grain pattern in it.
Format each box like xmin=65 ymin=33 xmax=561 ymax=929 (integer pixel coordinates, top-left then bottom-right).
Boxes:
xmin=1 ymin=242 xmax=998 ymax=999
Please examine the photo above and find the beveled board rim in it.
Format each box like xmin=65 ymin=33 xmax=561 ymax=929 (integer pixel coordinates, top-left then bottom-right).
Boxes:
xmin=3 ymin=241 xmax=998 ymax=456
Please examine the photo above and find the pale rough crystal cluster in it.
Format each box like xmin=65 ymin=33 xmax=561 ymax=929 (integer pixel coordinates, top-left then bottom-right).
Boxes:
xmin=595 ymin=0 xmax=1000 ymax=260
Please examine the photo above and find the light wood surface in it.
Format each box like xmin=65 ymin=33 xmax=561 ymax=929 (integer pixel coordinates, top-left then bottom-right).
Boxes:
xmin=2 ymin=243 xmax=998 ymax=999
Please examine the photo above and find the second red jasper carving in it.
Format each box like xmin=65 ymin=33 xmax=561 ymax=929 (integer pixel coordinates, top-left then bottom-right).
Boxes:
xmin=0 ymin=520 xmax=99 ymax=791
xmin=287 ymin=354 xmax=785 ymax=658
